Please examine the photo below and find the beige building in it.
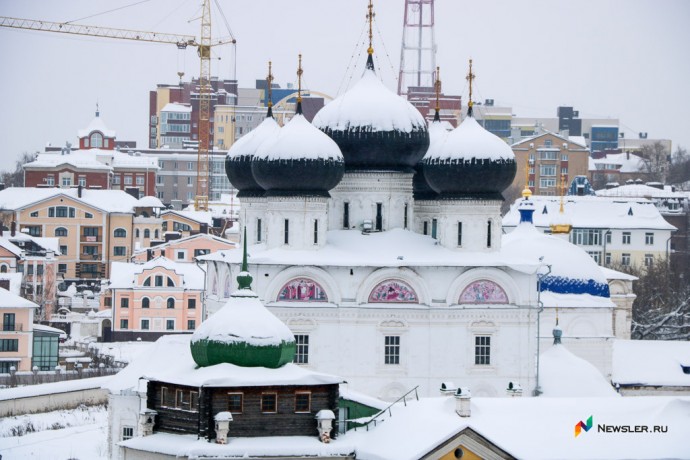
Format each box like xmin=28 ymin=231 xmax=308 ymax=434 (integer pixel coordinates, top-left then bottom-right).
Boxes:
xmin=511 ymin=132 xmax=590 ymax=196
xmin=131 ymin=233 xmax=236 ymax=264
xmin=0 ymin=287 xmax=38 ymax=372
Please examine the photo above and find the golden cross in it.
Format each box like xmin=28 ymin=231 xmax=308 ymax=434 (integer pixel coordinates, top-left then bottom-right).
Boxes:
xmin=267 ymin=61 xmax=274 ymax=108
xmin=367 ymin=0 xmax=375 ymax=55
xmin=466 ymin=59 xmax=476 ymax=107
xmin=297 ymin=54 xmax=303 ymax=103
xmin=434 ymin=66 xmax=441 ymax=112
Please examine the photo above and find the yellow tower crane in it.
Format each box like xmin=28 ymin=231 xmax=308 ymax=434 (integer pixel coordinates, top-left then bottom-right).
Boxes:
xmin=0 ymin=1 xmax=235 ymax=211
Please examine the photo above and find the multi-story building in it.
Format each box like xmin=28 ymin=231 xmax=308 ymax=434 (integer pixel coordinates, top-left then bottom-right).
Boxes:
xmin=131 ymin=233 xmax=236 ymax=264
xmin=589 ymin=151 xmax=648 ymax=188
xmin=158 ymin=103 xmax=193 ymax=149
xmin=511 ymin=132 xmax=590 ymax=196
xmin=105 ymin=257 xmax=204 ymax=341
xmin=0 ymin=287 xmax=37 ymax=372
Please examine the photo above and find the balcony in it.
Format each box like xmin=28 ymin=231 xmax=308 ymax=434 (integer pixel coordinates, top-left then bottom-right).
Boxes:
xmin=80 ymin=235 xmax=102 ymax=243
xmin=2 ymin=323 xmax=24 ymax=332
xmin=80 ymin=253 xmax=101 ymax=261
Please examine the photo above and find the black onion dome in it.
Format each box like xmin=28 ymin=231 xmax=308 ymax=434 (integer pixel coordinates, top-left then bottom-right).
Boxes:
xmin=312 ymin=66 xmax=429 ymax=172
xmin=251 ymin=114 xmax=344 ymax=196
xmin=415 ymin=118 xmax=449 ymax=200
xmin=225 ymin=116 xmax=280 ymax=197
xmin=423 ymin=114 xmax=516 ymax=199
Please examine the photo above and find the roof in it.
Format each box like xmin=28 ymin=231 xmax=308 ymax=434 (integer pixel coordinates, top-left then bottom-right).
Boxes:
xmin=590 ymin=152 xmax=645 ymax=173
xmin=137 ymin=196 xmax=165 ymax=208
xmin=0 ymin=231 xmax=61 ymax=256
xmin=0 ymin=236 xmax=23 ymax=257
xmin=132 ymin=233 xmax=236 ymax=255
xmin=0 ymin=286 xmax=38 ymax=309
xmin=510 ymin=130 xmax=588 ymax=150
xmin=0 ymin=187 xmax=141 ymax=214
xmin=23 ymin=149 xmax=158 ymax=170
xmin=612 ymin=339 xmax=690 ymax=387
xmin=77 ymin=114 xmax=115 ymax=138
xmin=0 ymin=273 xmax=23 ymax=295
xmin=540 ymin=343 xmax=619 ymax=397
xmin=596 ymin=183 xmax=686 ymax=199
xmin=162 ymin=209 xmax=215 ymax=225
xmin=108 ymin=257 xmax=205 ymax=290
xmin=161 ymin=102 xmax=192 ymax=113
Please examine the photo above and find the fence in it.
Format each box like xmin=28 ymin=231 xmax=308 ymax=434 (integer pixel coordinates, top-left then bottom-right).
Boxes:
xmin=0 ymin=366 xmax=119 ymax=388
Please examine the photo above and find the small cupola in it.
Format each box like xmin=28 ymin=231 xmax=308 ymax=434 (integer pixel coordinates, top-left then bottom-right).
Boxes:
xmin=415 ymin=67 xmax=447 ymax=200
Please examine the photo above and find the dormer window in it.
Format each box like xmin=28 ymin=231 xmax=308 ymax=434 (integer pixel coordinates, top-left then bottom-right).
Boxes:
xmin=90 ymin=132 xmax=104 ymax=148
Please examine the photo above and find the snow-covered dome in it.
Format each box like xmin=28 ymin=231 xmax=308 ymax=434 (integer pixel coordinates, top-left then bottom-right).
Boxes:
xmin=414 ymin=116 xmax=448 ymax=200
xmin=190 ymin=269 xmax=296 ymax=368
xmin=423 ymin=113 xmax=516 ymax=199
xmin=137 ymin=196 xmax=164 ymax=208
xmin=225 ymin=114 xmax=280 ymax=197
xmin=540 ymin=342 xmax=618 ymax=397
xmin=313 ymin=57 xmax=429 ymax=171
xmin=251 ymin=113 xmax=344 ymax=196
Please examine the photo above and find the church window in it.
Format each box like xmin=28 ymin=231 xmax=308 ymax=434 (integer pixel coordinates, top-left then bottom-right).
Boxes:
xmin=404 ymin=203 xmax=408 ymax=229
xmin=278 ymin=279 xmax=327 ymax=302
xmin=474 ymin=336 xmax=491 ymax=365
xmin=167 ymin=298 xmax=175 ymax=309
xmin=284 ymin=219 xmax=289 ymax=245
xmin=487 ymin=220 xmax=492 ymax=248
xmin=144 ymin=229 xmax=150 ymax=238
xmin=423 ymin=221 xmax=428 ymax=235
xmin=384 ymin=335 xmax=400 ymax=365
xmin=369 ymin=280 xmax=418 ymax=303
xmin=294 ymin=334 xmax=309 ymax=364
xmin=431 ymin=218 xmax=438 ymax=239
xmin=257 ymin=218 xmax=262 ymax=243
xmin=457 ymin=222 xmax=463 ymax=247
xmin=343 ymin=202 xmax=350 ymax=229
xmin=459 ymin=280 xmax=508 ymax=304
xmin=313 ymin=220 xmax=319 ymax=245
xmin=142 ymin=298 xmax=150 ymax=309
xmin=122 ymin=426 xmax=134 ymax=441
xmin=375 ymin=203 xmax=383 ymax=231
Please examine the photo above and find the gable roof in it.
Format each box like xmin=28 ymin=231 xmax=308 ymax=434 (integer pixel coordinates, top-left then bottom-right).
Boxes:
xmin=0 ymin=187 xmax=140 ymax=214
xmin=108 ymin=256 xmax=205 ymax=290
xmin=511 ymin=130 xmax=588 ymax=150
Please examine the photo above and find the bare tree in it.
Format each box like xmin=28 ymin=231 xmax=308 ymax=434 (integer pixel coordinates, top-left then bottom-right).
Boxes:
xmin=667 ymin=146 xmax=690 ymax=186
xmin=0 ymin=151 xmax=37 ymax=187
xmin=638 ymin=141 xmax=671 ymax=183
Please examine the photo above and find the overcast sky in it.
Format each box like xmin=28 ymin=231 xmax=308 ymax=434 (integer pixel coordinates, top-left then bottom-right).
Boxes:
xmin=1 ymin=0 xmax=688 ymax=172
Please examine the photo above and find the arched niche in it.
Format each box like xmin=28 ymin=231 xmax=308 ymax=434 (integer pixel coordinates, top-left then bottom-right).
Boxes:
xmin=358 ymin=267 xmax=429 ymax=306
xmin=459 ymin=280 xmax=508 ymax=304
xmin=265 ymin=266 xmax=340 ymax=305
xmin=277 ymin=278 xmax=328 ymax=302
xmin=368 ymin=279 xmax=418 ymax=303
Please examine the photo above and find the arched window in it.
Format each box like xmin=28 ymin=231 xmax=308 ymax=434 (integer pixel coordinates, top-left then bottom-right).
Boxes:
xmin=143 ymin=277 xmax=151 ymax=287
xmin=167 ymin=277 xmax=175 ymax=287
xmin=142 ymin=297 xmax=150 ymax=309
xmin=459 ymin=280 xmax=508 ymax=304
xmin=167 ymin=297 xmax=175 ymax=309
xmin=135 ymin=229 xmax=140 ymax=238
xmin=144 ymin=229 xmax=151 ymax=238
xmin=0 ymin=265 xmax=7 ymax=273
xmin=154 ymin=229 xmax=159 ymax=239
xmin=368 ymin=280 xmax=418 ymax=303
xmin=89 ymin=132 xmax=103 ymax=148
xmin=278 ymin=278 xmax=328 ymax=302
xmin=114 ymin=228 xmax=127 ymax=238
xmin=55 ymin=227 xmax=68 ymax=237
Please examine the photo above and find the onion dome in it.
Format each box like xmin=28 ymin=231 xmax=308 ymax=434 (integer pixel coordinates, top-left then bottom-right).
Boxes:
xmin=415 ymin=110 xmax=449 ymax=200
xmin=251 ymin=113 xmax=344 ymax=196
xmin=190 ymin=234 xmax=296 ymax=368
xmin=312 ymin=59 xmax=429 ymax=172
xmin=423 ymin=112 xmax=516 ymax=199
xmin=225 ymin=114 xmax=280 ymax=197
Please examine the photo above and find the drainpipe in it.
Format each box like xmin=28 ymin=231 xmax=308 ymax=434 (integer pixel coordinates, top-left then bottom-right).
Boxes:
xmin=533 ymin=261 xmax=552 ymax=397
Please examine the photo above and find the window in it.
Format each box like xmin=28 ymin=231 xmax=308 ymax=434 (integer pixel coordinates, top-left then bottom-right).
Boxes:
xmin=30 ymin=211 xmax=38 ymax=217
xmin=540 ymin=165 xmax=557 ymax=176
xmin=587 ymin=251 xmax=601 ymax=264
xmin=166 ymin=319 xmax=175 ymax=330
xmin=431 ymin=218 xmax=438 ymax=239
xmin=187 ymin=319 xmax=196 ymax=330
xmin=343 ymin=202 xmax=350 ymax=229
xmin=188 ymin=298 xmax=196 ymax=309
xmin=571 ymin=229 xmax=602 ymax=246
xmin=0 ymin=338 xmax=19 ymax=351
xmin=294 ymin=334 xmax=309 ymax=364
xmin=256 ymin=219 xmax=262 ymax=242
xmin=114 ymin=246 xmax=126 ymax=256
xmin=121 ymin=298 xmax=129 ymax=308
xmin=605 ymin=232 xmax=612 ymax=244
xmin=190 ymin=391 xmax=199 ymax=411
xmin=423 ymin=221 xmax=428 ymax=235
xmin=621 ymin=253 xmax=631 ymax=266
xmin=384 ymin=335 xmax=400 ymax=365
xmin=167 ymin=277 xmax=175 ymax=287
xmin=155 ymin=275 xmax=163 ymax=287
xmin=60 ymin=245 xmax=68 ymax=255
xmin=142 ymin=298 xmax=150 ymax=309
xmin=404 ymin=203 xmax=408 ymax=229
xmin=176 ymin=250 xmax=185 ymax=260
xmin=120 ymin=319 xmax=129 ymax=329
xmin=135 ymin=229 xmax=140 ymax=238
xmin=228 ymin=393 xmax=243 ymax=413
xmin=55 ymin=227 xmax=68 ymax=237
xmin=645 ymin=232 xmax=654 ymax=245
xmin=561 ymin=153 xmax=568 ymax=161
xmin=376 ymin=203 xmax=383 ymax=231
xmin=90 ymin=132 xmax=104 ymax=148
xmin=78 ymin=177 xmax=86 ymax=187
xmin=161 ymin=387 xmax=171 ymax=406
xmin=176 ymin=389 xmax=189 ymax=410
xmin=122 ymin=426 xmax=134 ymax=441
xmin=141 ymin=319 xmax=150 ymax=330
xmin=261 ymin=393 xmax=277 ymax=413
xmin=144 ymin=229 xmax=150 ymax=239
xmin=645 ymin=254 xmax=654 ymax=267
xmin=114 ymin=228 xmax=126 ymax=238
xmin=540 ymin=178 xmax=556 ymax=188
xmin=0 ymin=361 xmax=19 ymax=373
xmin=136 ymin=176 xmax=145 ymax=186
xmin=58 ymin=264 xmax=67 ymax=273
xmin=295 ymin=392 xmax=311 ymax=413
xmin=539 ymin=150 xmax=557 ymax=160
xmin=284 ymin=219 xmax=289 ymax=245
xmin=46 ymin=176 xmax=55 ymax=186
xmin=194 ymin=249 xmax=209 ymax=257
xmin=188 ymin=162 xmax=194 ymax=171
xmin=113 ymin=175 xmax=121 ymax=185
xmin=457 ymin=222 xmax=463 ymax=247
xmin=124 ymin=176 xmax=133 ymax=185
xmin=85 ymin=212 xmax=93 ymax=219
xmin=313 ymin=220 xmax=319 ymax=245
xmin=62 ymin=177 xmax=72 ymax=187
xmin=622 ymin=232 xmax=631 ymax=245
xmin=167 ymin=298 xmax=175 ymax=309
xmin=474 ymin=336 xmax=491 ymax=365
xmin=26 ymin=226 xmax=42 ymax=237
xmin=605 ymin=253 xmax=612 ymax=266
xmin=487 ymin=220 xmax=492 ymax=248
xmin=143 ymin=277 xmax=151 ymax=286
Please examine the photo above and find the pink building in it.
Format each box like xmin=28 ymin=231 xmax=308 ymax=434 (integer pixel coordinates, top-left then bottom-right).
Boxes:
xmin=131 ymin=233 xmax=236 ymax=264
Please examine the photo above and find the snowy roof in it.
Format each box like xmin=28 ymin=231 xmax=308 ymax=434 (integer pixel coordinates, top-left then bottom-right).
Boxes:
xmin=0 ymin=231 xmax=61 ymax=256
xmin=136 ymin=196 xmax=165 ymax=208
xmin=568 ymin=136 xmax=589 ymax=148
xmin=103 ymin=334 xmax=343 ymax=394
xmin=612 ymin=339 xmax=690 ymax=387
xmin=0 ymin=187 xmax=141 ymax=214
xmin=254 ymin=113 xmax=343 ymax=161
xmin=340 ymin=395 xmax=690 ymax=460
xmin=162 ymin=209 xmax=215 ymax=225
xmin=0 ymin=236 xmax=23 ymax=257
xmin=33 ymin=323 xmax=66 ymax=335
xmin=77 ymin=114 xmax=115 ymax=138
xmin=132 ymin=233 xmax=236 ymax=255
xmin=24 ymin=151 xmax=113 ymax=171
xmin=0 ymin=273 xmax=23 ymax=295
xmin=596 ymin=183 xmax=686 ymax=199
xmin=0 ymin=376 xmax=110 ymax=402
xmin=0 ymin=287 xmax=38 ymax=309
xmin=339 ymin=386 xmax=388 ymax=411
xmin=161 ymin=102 xmax=192 ymax=113
xmin=600 ymin=266 xmax=638 ymax=282
xmin=227 ymin=115 xmax=280 ymax=159
xmin=511 ymin=130 xmax=588 ymax=150
xmin=540 ymin=343 xmax=619 ymax=397
xmin=429 ymin=115 xmax=514 ymax=161
xmin=108 ymin=257 xmax=205 ymax=290
xmin=423 ymin=119 xmax=451 ymax=159
xmin=503 ymin=195 xmax=676 ymax=231
xmin=199 ymin=228 xmax=540 ymax=273
xmin=312 ymin=69 xmax=427 ymax=133
xmin=590 ymin=152 xmax=644 ymax=173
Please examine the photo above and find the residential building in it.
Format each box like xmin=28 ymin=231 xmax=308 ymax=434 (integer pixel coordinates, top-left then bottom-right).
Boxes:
xmin=590 ymin=125 xmax=620 ymax=153
xmin=0 ymin=287 xmax=37 ymax=372
xmin=511 ymin=132 xmax=590 ymax=196
xmin=589 ymin=152 xmax=648 ymax=188
xmin=131 ymin=233 xmax=236 ymax=263
xmin=105 ymin=257 xmax=204 ymax=341
xmin=405 ymin=85 xmax=462 ymax=128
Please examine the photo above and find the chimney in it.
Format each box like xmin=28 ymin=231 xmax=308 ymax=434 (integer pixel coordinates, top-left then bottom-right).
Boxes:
xmin=11 ymin=221 xmax=16 ymax=237
xmin=139 ymin=409 xmax=157 ymax=436
xmin=454 ymin=387 xmax=471 ymax=417
xmin=506 ymin=381 xmax=523 ymax=397
xmin=439 ymin=382 xmax=457 ymax=396
xmin=78 ymin=184 xmax=83 ymax=198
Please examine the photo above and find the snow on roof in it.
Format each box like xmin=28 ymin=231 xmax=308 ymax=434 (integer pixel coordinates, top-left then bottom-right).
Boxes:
xmin=0 ymin=273 xmax=23 ymax=295
xmin=121 ymin=432 xmax=355 ymax=458
xmin=340 ymin=386 xmax=388 ymax=410
xmin=254 ymin=113 xmax=343 ymax=161
xmin=227 ymin=115 xmax=280 ymax=159
xmin=341 ymin=395 xmax=690 ymax=460
xmin=590 ymin=152 xmax=644 ymax=173
xmin=103 ymin=334 xmax=343 ymax=394
xmin=0 ymin=187 xmax=141 ymax=214
xmin=596 ymin=183 xmax=686 ymax=199
xmin=162 ymin=209 xmax=215 ymax=225
xmin=600 ymin=266 xmax=638 ymax=282
xmin=312 ymin=69 xmax=427 ymax=133
xmin=503 ymin=195 xmax=676 ymax=231
xmin=422 ymin=119 xmax=451 ymax=159
xmin=108 ymin=257 xmax=205 ymax=290
xmin=0 ymin=231 xmax=60 ymax=255
xmin=199 ymin=228 xmax=539 ymax=273
xmin=429 ymin=116 xmax=514 ymax=161
xmin=160 ymin=102 xmax=192 ymax=113
xmin=0 ymin=286 xmax=38 ymax=309
xmin=33 ymin=323 xmax=66 ymax=335
xmin=24 ymin=151 xmax=113 ymax=171
xmin=540 ymin=344 xmax=619 ymax=397
xmin=0 ymin=236 xmax=23 ymax=257
xmin=568 ymin=136 xmax=589 ymax=148
xmin=0 ymin=376 xmax=111 ymax=402
xmin=77 ymin=114 xmax=115 ymax=138
xmin=137 ymin=195 xmax=164 ymax=208
xmin=132 ymin=233 xmax=236 ymax=255
xmin=612 ymin=339 xmax=690 ymax=387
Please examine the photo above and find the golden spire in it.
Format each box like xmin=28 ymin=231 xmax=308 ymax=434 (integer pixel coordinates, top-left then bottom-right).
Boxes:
xmin=297 ymin=54 xmax=303 ymax=105
xmin=367 ymin=0 xmax=375 ymax=55
xmin=466 ymin=59 xmax=476 ymax=109
xmin=559 ymin=172 xmax=566 ymax=214
xmin=550 ymin=172 xmax=573 ymax=235
xmin=434 ymin=66 xmax=441 ymax=112
xmin=522 ymin=154 xmax=532 ymax=198
xmin=267 ymin=61 xmax=274 ymax=109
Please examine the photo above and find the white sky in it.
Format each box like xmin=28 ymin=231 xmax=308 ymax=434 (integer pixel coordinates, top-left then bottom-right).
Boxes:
xmin=1 ymin=0 xmax=688 ymax=172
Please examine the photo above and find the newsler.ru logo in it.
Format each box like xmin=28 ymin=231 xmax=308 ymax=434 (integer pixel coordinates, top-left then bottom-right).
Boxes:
xmin=575 ymin=416 xmax=668 ymax=437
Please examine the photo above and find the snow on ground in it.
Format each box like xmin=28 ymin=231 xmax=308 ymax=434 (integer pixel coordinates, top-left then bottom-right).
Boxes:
xmin=0 ymin=405 xmax=108 ymax=459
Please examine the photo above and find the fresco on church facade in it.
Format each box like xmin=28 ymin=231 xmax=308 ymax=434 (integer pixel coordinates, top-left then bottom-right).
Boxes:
xmin=368 ymin=280 xmax=418 ymax=303
xmin=459 ymin=280 xmax=508 ymax=304
xmin=278 ymin=278 xmax=328 ymax=302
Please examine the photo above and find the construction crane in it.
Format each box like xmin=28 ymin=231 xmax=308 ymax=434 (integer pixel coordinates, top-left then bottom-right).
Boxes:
xmin=0 ymin=1 xmax=235 ymax=211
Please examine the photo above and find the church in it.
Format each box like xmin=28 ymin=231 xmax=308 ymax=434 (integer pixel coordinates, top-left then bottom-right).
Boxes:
xmin=205 ymin=10 xmax=626 ymax=400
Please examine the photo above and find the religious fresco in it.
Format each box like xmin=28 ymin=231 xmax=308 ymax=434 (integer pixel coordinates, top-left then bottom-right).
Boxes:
xmin=278 ymin=278 xmax=328 ymax=302
xmin=368 ymin=280 xmax=418 ymax=303
xmin=459 ymin=280 xmax=508 ymax=304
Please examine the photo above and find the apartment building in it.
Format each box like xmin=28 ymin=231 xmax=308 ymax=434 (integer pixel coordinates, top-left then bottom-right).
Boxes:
xmin=0 ymin=287 xmax=37 ymax=372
